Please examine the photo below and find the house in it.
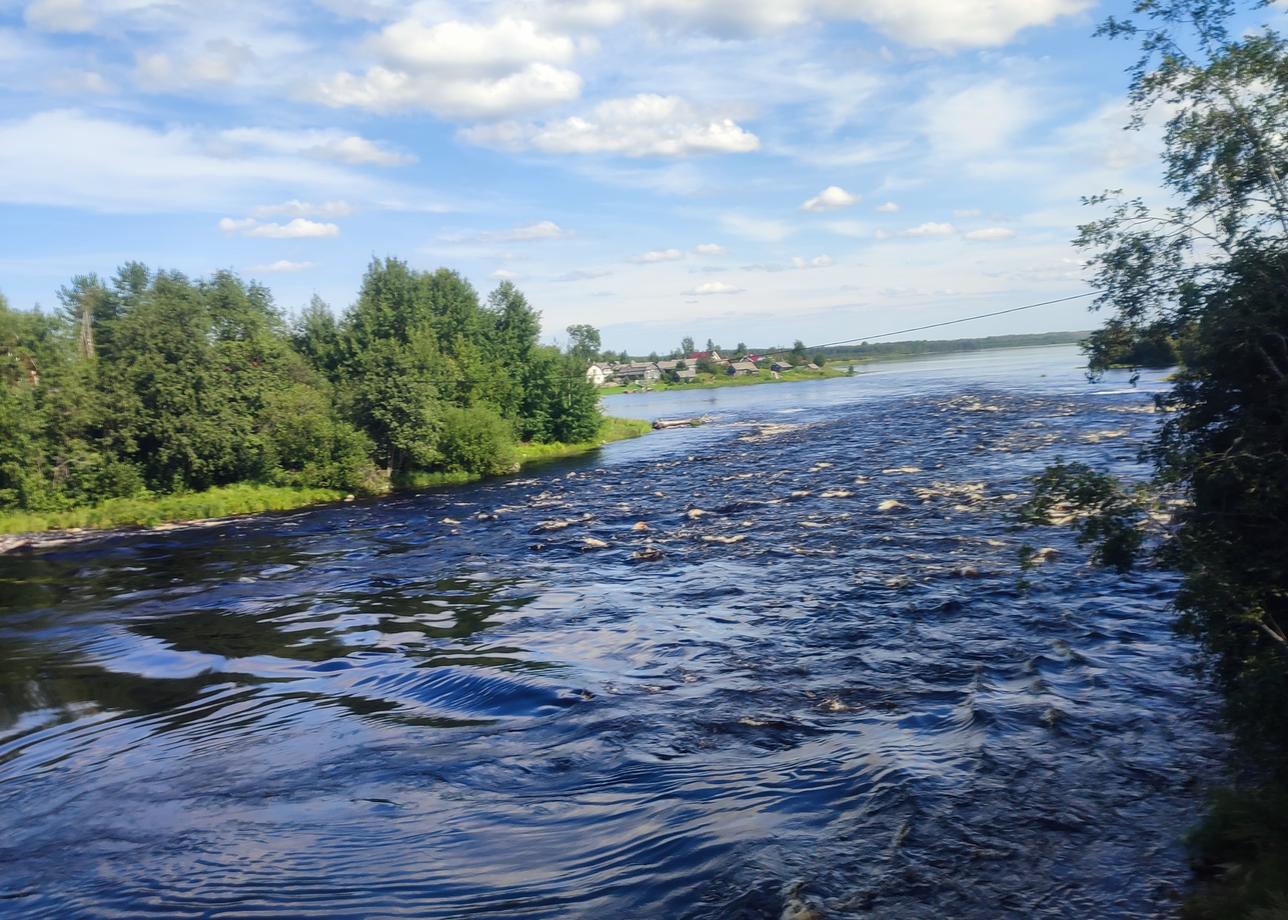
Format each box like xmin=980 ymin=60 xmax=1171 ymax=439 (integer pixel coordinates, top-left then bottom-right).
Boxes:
xmin=804 ymin=362 xmax=821 ymax=370
xmin=689 ymin=350 xmax=726 ymax=365
xmin=673 ymin=366 xmax=697 ymax=383
xmin=616 ymin=362 xmax=661 ymax=383
xmin=585 ymin=363 xmax=613 ymax=386
xmin=770 ymin=360 xmax=794 ymax=372
xmin=726 ymin=360 xmax=759 ymax=377
xmin=656 ymin=359 xmax=682 ymax=371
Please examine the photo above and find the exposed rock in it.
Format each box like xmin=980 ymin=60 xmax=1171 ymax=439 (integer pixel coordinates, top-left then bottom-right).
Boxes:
xmin=952 ymin=565 xmax=981 ymax=578
xmin=441 ymin=517 xmax=462 ymax=525
xmin=582 ymin=537 xmax=610 ymax=550
xmin=702 ymin=534 xmax=747 ymax=544
xmin=1030 ymin=547 xmax=1060 ymax=564
xmin=632 ymin=547 xmax=666 ymax=561
xmin=632 ymin=521 xmax=650 ymax=532
xmin=820 ymin=489 xmax=853 ymax=498
xmin=686 ymin=508 xmax=709 ymax=520
xmin=781 ymin=881 xmax=827 ymax=920
xmin=877 ymin=499 xmax=904 ymax=512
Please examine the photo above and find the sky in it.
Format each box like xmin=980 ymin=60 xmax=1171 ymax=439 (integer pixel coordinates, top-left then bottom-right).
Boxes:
xmin=0 ymin=0 xmax=1281 ymax=353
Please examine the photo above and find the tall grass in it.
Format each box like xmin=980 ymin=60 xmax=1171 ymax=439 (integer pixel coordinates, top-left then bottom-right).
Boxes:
xmin=0 ymin=484 xmax=346 ymax=535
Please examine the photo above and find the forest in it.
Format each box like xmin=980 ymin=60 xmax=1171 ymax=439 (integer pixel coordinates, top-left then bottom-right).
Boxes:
xmin=0 ymin=258 xmax=603 ymax=521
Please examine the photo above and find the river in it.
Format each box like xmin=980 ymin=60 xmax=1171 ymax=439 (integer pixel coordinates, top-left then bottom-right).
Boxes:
xmin=0 ymin=346 xmax=1222 ymax=917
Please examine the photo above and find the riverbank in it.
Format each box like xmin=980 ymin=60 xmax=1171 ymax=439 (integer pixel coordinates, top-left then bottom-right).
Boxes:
xmin=0 ymin=416 xmax=652 ymax=545
xmin=600 ymin=364 xmax=845 ymax=396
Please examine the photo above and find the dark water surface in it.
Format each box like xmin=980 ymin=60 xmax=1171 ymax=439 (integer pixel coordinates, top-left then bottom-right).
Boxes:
xmin=0 ymin=347 xmax=1222 ymax=917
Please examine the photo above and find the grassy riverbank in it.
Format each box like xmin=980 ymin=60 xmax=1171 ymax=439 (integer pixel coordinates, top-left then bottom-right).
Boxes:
xmin=0 ymin=416 xmax=652 ymax=537
xmin=600 ymin=365 xmax=844 ymax=396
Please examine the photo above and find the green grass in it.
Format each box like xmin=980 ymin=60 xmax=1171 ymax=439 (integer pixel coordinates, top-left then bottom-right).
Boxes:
xmin=0 ymin=417 xmax=652 ymax=538
xmin=1184 ymin=785 xmax=1288 ymax=919
xmin=599 ymin=366 xmax=844 ymax=395
xmin=0 ymin=484 xmax=346 ymax=536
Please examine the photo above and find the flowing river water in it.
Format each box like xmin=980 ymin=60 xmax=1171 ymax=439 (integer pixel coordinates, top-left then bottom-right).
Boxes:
xmin=0 ymin=346 xmax=1223 ymax=917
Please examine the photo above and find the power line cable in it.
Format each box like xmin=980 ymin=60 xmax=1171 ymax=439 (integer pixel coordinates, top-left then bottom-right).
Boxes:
xmin=803 ymin=290 xmax=1105 ymax=351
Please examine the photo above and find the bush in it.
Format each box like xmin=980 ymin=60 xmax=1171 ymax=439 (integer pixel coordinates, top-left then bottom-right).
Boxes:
xmin=435 ymin=404 xmax=517 ymax=476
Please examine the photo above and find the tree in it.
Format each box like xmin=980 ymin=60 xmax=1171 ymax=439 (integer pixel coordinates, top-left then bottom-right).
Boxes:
xmin=680 ymin=335 xmax=695 ymax=356
xmin=566 ymin=323 xmax=601 ymax=366
xmin=1031 ymin=0 xmax=1288 ymax=779
xmin=790 ymin=339 xmax=808 ymax=363
xmin=735 ymin=341 xmax=747 ymax=356
xmin=647 ymin=351 xmax=660 ymax=363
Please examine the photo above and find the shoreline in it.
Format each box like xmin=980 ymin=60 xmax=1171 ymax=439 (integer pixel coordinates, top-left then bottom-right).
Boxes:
xmin=0 ymin=416 xmax=652 ymax=554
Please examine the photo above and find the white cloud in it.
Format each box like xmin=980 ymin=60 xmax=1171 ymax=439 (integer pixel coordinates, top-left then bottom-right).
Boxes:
xmin=220 ymin=217 xmax=341 ymax=238
xmin=552 ymin=268 xmax=612 ymax=282
xmin=248 ymin=260 xmax=315 ymax=273
xmin=964 ymin=227 xmax=1017 ymax=241
xmin=633 ymin=0 xmax=1090 ymax=48
xmin=633 ymin=248 xmax=684 ymax=263
xmin=492 ymin=267 xmax=521 ymax=280
xmin=369 ymin=16 xmax=577 ymax=75
xmin=481 ymin=219 xmax=572 ymax=241
xmin=721 ymin=212 xmax=793 ymax=242
xmin=875 ymin=201 xmax=900 ymax=213
xmin=686 ymin=280 xmax=744 ymax=295
xmin=461 ymin=94 xmax=759 ymax=157
xmin=902 ymin=221 xmax=957 ymax=237
xmin=134 ymin=40 xmax=257 ymax=90
xmin=693 ymin=242 xmax=726 ymax=255
xmin=219 ymin=127 xmax=415 ymax=166
xmin=835 ymin=0 xmax=1093 ymax=51
xmin=922 ymin=78 xmax=1041 ymax=160
xmin=251 ymin=200 xmax=354 ymax=219
xmin=953 ymin=208 xmax=982 ymax=218
xmin=0 ymin=110 xmax=386 ymax=213
xmin=24 ymin=0 xmax=95 ymax=32
xmin=317 ymin=62 xmax=583 ymax=118
xmin=824 ymin=219 xmax=871 ymax=237
xmin=791 ymin=254 xmax=834 ymax=269
xmin=47 ymin=68 xmax=114 ymax=94
xmin=316 ymin=15 xmax=584 ymax=117
xmin=800 ymin=184 xmax=858 ymax=212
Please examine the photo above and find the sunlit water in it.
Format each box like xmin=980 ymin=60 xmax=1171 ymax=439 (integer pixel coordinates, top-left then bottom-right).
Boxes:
xmin=0 ymin=346 xmax=1222 ymax=917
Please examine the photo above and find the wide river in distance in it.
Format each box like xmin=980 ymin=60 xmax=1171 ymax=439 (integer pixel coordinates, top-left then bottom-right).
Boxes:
xmin=0 ymin=346 xmax=1223 ymax=918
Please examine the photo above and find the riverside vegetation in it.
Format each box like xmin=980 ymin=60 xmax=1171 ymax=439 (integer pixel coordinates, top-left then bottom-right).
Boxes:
xmin=1018 ymin=2 xmax=1288 ymax=915
xmin=0 ymin=259 xmax=642 ymax=536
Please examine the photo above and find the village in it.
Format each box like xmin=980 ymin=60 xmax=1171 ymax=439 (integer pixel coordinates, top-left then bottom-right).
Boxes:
xmin=584 ymin=348 xmax=832 ymax=391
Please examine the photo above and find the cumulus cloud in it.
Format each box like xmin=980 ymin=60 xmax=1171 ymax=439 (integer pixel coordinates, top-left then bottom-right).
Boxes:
xmin=632 ymin=247 xmax=684 ymax=263
xmin=219 ymin=217 xmax=340 ymax=238
xmin=902 ymin=221 xmax=957 ymax=237
xmin=248 ymin=260 xmax=315 ymax=273
xmin=686 ymin=280 xmax=744 ymax=295
xmin=964 ymin=227 xmax=1017 ymax=241
xmin=461 ymin=94 xmax=759 ymax=157
xmin=875 ymin=201 xmax=900 ymax=213
xmin=721 ymin=212 xmax=793 ymax=242
xmin=134 ymin=40 xmax=257 ymax=90
xmin=693 ymin=242 xmax=726 ymax=255
xmin=369 ymin=16 xmax=577 ymax=74
xmin=800 ymin=184 xmax=858 ymax=212
xmin=219 ymin=127 xmax=415 ymax=166
xmin=315 ymin=15 xmax=584 ymax=117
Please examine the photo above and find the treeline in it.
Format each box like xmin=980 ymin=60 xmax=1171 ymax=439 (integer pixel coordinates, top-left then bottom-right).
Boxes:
xmin=0 ymin=258 xmax=601 ymax=514
xmin=813 ymin=330 xmax=1090 ymax=363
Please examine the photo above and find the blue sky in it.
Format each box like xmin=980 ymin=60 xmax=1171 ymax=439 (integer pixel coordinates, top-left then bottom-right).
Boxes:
xmin=0 ymin=0 xmax=1281 ymax=353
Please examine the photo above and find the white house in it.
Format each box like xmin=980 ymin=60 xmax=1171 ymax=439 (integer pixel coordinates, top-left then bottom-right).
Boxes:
xmin=586 ymin=363 xmax=613 ymax=386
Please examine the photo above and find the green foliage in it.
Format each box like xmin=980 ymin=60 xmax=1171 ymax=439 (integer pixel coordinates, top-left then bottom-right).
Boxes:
xmin=566 ymin=323 xmax=601 ymax=366
xmin=1018 ymin=460 xmax=1149 ymax=573
xmin=790 ymin=339 xmax=808 ymax=363
xmin=1030 ymin=7 xmax=1288 ymax=910
xmin=436 ymin=404 xmax=517 ymax=476
xmin=1184 ymin=786 xmax=1288 ymax=920
xmin=0 ymin=257 xmax=603 ymax=527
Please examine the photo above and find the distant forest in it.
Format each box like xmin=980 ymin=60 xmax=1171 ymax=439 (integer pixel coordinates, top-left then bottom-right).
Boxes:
xmin=803 ymin=330 xmax=1090 ymax=363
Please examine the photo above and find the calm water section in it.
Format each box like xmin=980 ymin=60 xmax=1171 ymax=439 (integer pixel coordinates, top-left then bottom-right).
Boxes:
xmin=0 ymin=346 xmax=1221 ymax=917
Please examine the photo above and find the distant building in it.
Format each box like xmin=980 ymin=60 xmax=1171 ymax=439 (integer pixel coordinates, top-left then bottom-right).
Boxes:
xmin=585 ymin=363 xmax=613 ymax=386
xmin=689 ymin=350 xmax=726 ymax=365
xmin=726 ymin=360 xmax=759 ymax=377
xmin=616 ymin=362 xmax=661 ymax=383
xmin=770 ymin=360 xmax=794 ymax=372
xmin=673 ymin=366 xmax=697 ymax=382
xmin=656 ymin=359 xmax=682 ymax=371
